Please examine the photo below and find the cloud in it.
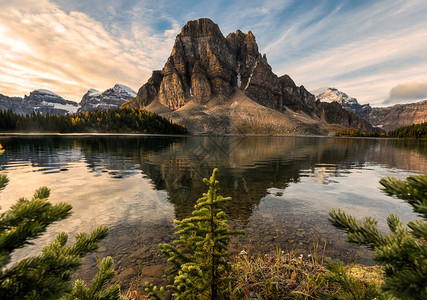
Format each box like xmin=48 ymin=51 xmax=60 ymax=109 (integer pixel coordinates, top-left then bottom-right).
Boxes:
xmin=383 ymin=81 xmax=427 ymax=104
xmin=256 ymin=0 xmax=427 ymax=105
xmin=0 ymin=0 xmax=427 ymax=106
xmin=0 ymin=0 xmax=178 ymax=101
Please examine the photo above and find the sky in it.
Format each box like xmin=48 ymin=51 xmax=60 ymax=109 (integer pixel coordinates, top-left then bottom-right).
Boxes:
xmin=1 ymin=0 xmax=426 ymax=106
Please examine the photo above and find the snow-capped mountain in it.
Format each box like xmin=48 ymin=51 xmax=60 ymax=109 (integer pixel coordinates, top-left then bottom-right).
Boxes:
xmin=314 ymin=87 xmax=427 ymax=131
xmin=24 ymin=89 xmax=79 ymax=114
xmin=0 ymin=89 xmax=78 ymax=115
xmin=77 ymin=84 xmax=136 ymax=113
xmin=315 ymin=87 xmax=372 ymax=117
xmin=0 ymin=84 xmax=137 ymax=115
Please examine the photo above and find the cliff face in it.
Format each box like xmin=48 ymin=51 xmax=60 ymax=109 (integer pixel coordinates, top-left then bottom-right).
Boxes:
xmin=124 ymin=18 xmax=377 ymax=134
xmin=316 ymin=102 xmax=377 ymax=132
xmin=125 ymin=19 xmax=316 ymax=113
xmin=367 ymin=100 xmax=427 ymax=131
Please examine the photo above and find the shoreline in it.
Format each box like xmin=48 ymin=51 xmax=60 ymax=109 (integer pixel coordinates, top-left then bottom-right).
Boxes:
xmin=0 ymin=132 xmax=396 ymax=140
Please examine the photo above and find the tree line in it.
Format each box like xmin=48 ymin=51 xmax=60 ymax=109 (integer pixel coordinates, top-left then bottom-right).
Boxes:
xmin=386 ymin=122 xmax=427 ymax=138
xmin=0 ymin=108 xmax=187 ymax=135
xmin=334 ymin=121 xmax=427 ymax=138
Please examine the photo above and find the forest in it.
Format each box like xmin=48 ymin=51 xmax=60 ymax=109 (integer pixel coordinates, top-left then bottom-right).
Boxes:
xmin=386 ymin=122 xmax=427 ymax=138
xmin=333 ymin=122 xmax=427 ymax=138
xmin=0 ymin=108 xmax=187 ymax=135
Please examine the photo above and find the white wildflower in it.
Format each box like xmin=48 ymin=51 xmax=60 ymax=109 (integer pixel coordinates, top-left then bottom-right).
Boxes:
xmin=240 ymin=250 xmax=247 ymax=255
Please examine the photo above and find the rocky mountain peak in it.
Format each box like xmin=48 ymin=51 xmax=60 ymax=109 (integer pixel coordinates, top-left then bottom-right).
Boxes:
xmin=179 ymin=18 xmax=223 ymax=38
xmin=78 ymin=84 xmax=136 ymax=113
xmin=111 ymin=84 xmax=137 ymax=97
xmin=317 ymin=87 xmax=358 ymax=105
xmin=20 ymin=89 xmax=78 ymax=114
xmin=315 ymin=87 xmax=372 ymax=117
xmin=32 ymin=89 xmax=60 ymax=97
xmin=87 ymin=88 xmax=101 ymax=95
xmin=27 ymin=89 xmax=63 ymax=103
xmin=127 ymin=18 xmax=270 ymax=111
xmin=123 ymin=18 xmax=378 ymax=134
xmin=246 ymin=30 xmax=255 ymax=40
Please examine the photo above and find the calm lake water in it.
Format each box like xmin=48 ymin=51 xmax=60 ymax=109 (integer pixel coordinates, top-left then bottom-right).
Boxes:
xmin=0 ymin=135 xmax=426 ymax=289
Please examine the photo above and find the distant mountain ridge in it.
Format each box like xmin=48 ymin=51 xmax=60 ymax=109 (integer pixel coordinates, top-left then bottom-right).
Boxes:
xmin=368 ymin=101 xmax=427 ymax=131
xmin=315 ymin=88 xmax=372 ymax=117
xmin=0 ymin=89 xmax=78 ymax=115
xmin=315 ymin=87 xmax=427 ymax=131
xmin=78 ymin=84 xmax=136 ymax=113
xmin=124 ymin=18 xmax=376 ymax=135
xmin=0 ymin=84 xmax=136 ymax=115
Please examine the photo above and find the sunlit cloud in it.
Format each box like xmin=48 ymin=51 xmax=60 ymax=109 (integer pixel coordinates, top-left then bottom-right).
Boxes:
xmin=0 ymin=0 xmax=178 ymax=101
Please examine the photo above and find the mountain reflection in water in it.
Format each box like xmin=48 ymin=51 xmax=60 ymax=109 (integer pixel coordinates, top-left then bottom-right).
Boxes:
xmin=0 ymin=135 xmax=425 ymax=288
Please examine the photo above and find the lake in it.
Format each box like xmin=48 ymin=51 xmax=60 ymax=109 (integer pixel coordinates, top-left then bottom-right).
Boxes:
xmin=0 ymin=135 xmax=426 ymax=289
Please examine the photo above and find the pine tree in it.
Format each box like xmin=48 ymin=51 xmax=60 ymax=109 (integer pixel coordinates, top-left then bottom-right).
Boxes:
xmin=145 ymin=168 xmax=244 ymax=299
xmin=0 ymin=144 xmax=120 ymax=299
xmin=328 ymin=174 xmax=427 ymax=299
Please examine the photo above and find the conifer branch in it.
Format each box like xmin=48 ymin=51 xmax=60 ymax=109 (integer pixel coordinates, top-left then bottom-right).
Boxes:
xmin=329 ymin=174 xmax=427 ymax=299
xmin=0 ymin=164 xmax=119 ymax=299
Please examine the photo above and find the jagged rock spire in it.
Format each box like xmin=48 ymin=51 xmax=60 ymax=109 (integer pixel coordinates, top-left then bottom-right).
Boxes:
xmin=125 ymin=18 xmax=314 ymax=114
xmin=123 ymin=18 xmax=377 ymax=134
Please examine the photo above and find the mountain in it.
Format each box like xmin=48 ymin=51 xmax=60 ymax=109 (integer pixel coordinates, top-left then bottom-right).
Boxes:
xmin=0 ymin=89 xmax=78 ymax=115
xmin=315 ymin=87 xmax=427 ymax=131
xmin=368 ymin=100 xmax=427 ymax=131
xmin=0 ymin=93 xmax=32 ymax=115
xmin=0 ymin=84 xmax=136 ymax=115
xmin=78 ymin=84 xmax=136 ymax=113
xmin=124 ymin=18 xmax=376 ymax=135
xmin=316 ymin=88 xmax=372 ymax=117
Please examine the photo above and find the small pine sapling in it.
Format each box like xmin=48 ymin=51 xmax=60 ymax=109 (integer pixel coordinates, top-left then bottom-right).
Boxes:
xmin=328 ymin=174 xmax=427 ymax=299
xmin=145 ymin=168 xmax=244 ymax=299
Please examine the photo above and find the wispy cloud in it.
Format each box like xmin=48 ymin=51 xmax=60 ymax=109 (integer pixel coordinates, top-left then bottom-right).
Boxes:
xmin=261 ymin=0 xmax=427 ymax=105
xmin=0 ymin=0 xmax=178 ymax=100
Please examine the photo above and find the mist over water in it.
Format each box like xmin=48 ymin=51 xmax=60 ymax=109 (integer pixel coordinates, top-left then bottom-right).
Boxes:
xmin=0 ymin=135 xmax=425 ymax=288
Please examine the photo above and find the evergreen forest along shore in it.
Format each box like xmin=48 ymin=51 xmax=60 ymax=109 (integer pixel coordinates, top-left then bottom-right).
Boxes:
xmin=0 ymin=108 xmax=187 ymax=135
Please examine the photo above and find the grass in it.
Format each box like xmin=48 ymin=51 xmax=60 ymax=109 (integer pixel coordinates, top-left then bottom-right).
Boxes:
xmin=228 ymin=243 xmax=330 ymax=299
xmin=123 ymin=238 xmax=385 ymax=299
xmin=226 ymin=242 xmax=384 ymax=300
